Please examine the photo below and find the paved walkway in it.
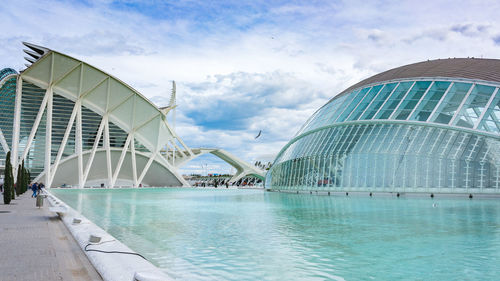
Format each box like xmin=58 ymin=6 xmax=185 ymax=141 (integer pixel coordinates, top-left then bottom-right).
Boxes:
xmin=0 ymin=192 xmax=102 ymax=281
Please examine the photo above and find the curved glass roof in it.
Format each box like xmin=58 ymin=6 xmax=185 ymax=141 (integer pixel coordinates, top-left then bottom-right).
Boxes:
xmin=295 ymin=77 xmax=500 ymax=137
xmin=0 ymin=68 xmax=17 ymax=81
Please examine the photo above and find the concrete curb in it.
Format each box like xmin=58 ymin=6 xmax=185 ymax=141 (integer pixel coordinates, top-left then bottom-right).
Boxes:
xmin=45 ymin=190 xmax=174 ymax=281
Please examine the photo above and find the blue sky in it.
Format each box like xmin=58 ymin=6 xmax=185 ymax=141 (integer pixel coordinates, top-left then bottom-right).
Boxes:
xmin=2 ymin=0 xmax=500 ymax=175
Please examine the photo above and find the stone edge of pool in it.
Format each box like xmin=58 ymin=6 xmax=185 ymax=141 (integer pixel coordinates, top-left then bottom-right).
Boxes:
xmin=45 ymin=190 xmax=174 ymax=281
xmin=269 ymin=189 xmax=500 ymax=198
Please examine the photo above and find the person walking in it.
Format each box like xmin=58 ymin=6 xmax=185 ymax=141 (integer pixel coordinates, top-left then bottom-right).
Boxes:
xmin=31 ymin=182 xmax=38 ymax=198
xmin=37 ymin=183 xmax=43 ymax=196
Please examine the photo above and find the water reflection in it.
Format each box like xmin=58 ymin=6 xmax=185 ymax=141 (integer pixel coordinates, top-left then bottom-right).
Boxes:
xmin=52 ymin=189 xmax=500 ymax=280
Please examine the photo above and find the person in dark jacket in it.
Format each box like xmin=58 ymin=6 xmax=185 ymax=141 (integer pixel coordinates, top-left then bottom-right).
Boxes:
xmin=31 ymin=182 xmax=38 ymax=198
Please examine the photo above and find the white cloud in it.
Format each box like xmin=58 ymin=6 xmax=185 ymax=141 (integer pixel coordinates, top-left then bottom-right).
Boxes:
xmin=2 ymin=0 xmax=500 ymax=174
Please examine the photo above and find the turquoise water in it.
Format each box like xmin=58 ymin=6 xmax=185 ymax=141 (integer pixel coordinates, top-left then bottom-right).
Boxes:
xmin=52 ymin=188 xmax=500 ymax=280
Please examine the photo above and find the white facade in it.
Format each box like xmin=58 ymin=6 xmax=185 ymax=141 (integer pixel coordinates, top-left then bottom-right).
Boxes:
xmin=0 ymin=43 xmax=264 ymax=188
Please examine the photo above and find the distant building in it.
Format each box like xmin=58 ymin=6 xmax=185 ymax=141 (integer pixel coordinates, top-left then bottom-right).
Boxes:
xmin=266 ymin=58 xmax=500 ymax=194
xmin=0 ymin=43 xmax=264 ymax=188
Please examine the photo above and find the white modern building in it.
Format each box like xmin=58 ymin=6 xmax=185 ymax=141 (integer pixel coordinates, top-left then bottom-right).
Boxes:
xmin=266 ymin=58 xmax=500 ymax=194
xmin=0 ymin=43 xmax=264 ymax=188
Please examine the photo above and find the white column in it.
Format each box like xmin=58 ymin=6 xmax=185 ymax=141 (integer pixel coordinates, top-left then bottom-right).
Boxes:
xmin=82 ymin=116 xmax=106 ymax=187
xmin=44 ymin=87 xmax=53 ymax=186
xmin=48 ymin=102 xmax=78 ymax=187
xmin=76 ymin=103 xmax=83 ymax=188
xmin=137 ymin=150 xmax=157 ymax=185
xmin=0 ymin=128 xmax=10 ymax=154
xmin=104 ymin=119 xmax=112 ymax=188
xmin=110 ymin=133 xmax=132 ymax=188
xmin=131 ymin=133 xmax=138 ymax=187
xmin=11 ymin=76 xmax=23 ymax=175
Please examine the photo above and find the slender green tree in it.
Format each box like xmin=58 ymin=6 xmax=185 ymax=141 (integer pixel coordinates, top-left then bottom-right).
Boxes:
xmin=20 ymin=161 xmax=25 ymax=194
xmin=16 ymin=164 xmax=22 ymax=196
xmin=21 ymin=160 xmax=27 ymax=194
xmin=10 ymin=155 xmax=14 ymax=200
xmin=20 ymin=162 xmax=24 ymax=194
xmin=3 ymin=151 xmax=12 ymax=204
xmin=27 ymin=170 xmax=31 ymax=192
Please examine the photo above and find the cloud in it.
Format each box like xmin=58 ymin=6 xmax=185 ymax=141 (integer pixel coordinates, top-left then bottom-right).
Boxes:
xmin=2 ymin=0 xmax=500 ymax=175
xmin=150 ymin=71 xmax=326 ymax=163
xmin=38 ymin=32 xmax=146 ymax=56
xmin=177 ymin=71 xmax=325 ymax=128
xmin=402 ymin=29 xmax=449 ymax=44
xmin=450 ymin=23 xmax=491 ymax=37
xmin=493 ymin=35 xmax=500 ymax=45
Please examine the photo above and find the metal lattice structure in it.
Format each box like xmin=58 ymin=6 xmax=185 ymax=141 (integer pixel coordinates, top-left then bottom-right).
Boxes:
xmin=0 ymin=43 xmax=264 ymax=188
xmin=266 ymin=58 xmax=500 ymax=194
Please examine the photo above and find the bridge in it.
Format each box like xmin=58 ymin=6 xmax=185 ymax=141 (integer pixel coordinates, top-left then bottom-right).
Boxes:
xmin=164 ymin=147 xmax=266 ymax=184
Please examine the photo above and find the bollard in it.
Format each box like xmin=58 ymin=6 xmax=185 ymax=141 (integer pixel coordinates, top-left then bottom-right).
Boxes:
xmin=36 ymin=195 xmax=44 ymax=208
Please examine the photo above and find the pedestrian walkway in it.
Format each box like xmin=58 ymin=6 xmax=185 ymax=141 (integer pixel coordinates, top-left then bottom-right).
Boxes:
xmin=0 ymin=193 xmax=102 ymax=281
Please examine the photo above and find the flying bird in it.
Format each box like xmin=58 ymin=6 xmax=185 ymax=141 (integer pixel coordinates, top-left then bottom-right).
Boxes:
xmin=255 ymin=130 xmax=262 ymax=139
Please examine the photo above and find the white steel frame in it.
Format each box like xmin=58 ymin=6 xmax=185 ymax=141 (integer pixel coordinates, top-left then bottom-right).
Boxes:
xmin=4 ymin=46 xmax=264 ymax=188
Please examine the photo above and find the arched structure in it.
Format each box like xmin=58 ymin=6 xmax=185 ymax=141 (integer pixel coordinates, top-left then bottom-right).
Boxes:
xmin=173 ymin=148 xmax=265 ymax=183
xmin=0 ymin=42 xmax=264 ymax=188
xmin=266 ymin=58 xmax=500 ymax=194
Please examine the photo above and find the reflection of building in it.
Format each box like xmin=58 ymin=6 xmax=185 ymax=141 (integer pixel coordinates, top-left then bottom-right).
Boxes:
xmin=0 ymin=43 xmax=264 ymax=188
xmin=266 ymin=58 xmax=500 ymax=194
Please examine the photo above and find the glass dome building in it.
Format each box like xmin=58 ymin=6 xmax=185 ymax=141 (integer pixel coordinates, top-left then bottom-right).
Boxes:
xmin=266 ymin=58 xmax=500 ymax=194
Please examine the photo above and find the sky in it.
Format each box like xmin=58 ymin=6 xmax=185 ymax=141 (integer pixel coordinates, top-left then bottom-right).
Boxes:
xmin=1 ymin=0 xmax=500 ymax=175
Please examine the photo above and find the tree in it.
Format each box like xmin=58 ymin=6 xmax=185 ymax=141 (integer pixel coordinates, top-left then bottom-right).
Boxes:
xmin=27 ymin=169 xmax=31 ymax=193
xmin=3 ymin=151 xmax=12 ymax=204
xmin=9 ymin=154 xmax=14 ymax=200
xmin=27 ymin=170 xmax=31 ymax=189
xmin=21 ymin=160 xmax=27 ymax=194
xmin=16 ymin=164 xmax=22 ymax=196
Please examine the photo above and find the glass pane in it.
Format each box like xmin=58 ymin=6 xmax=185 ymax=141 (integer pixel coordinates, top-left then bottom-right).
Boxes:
xmin=295 ymin=91 xmax=357 ymax=135
xmin=480 ymin=119 xmax=500 ymax=132
xmin=374 ymin=82 xmax=414 ymax=119
xmin=318 ymin=95 xmax=348 ymax=127
xmin=326 ymin=93 xmax=358 ymax=124
xmin=295 ymin=95 xmax=344 ymax=135
xmin=0 ymin=77 xmax=16 ymax=165
xmin=392 ymin=81 xmax=432 ymax=120
xmin=360 ymin=83 xmax=398 ymax=120
xmin=476 ymin=88 xmax=500 ymax=133
xmin=20 ymin=82 xmax=47 ymax=178
xmin=454 ymin=84 xmax=496 ymax=128
xmin=409 ymin=81 xmax=451 ymax=122
xmin=429 ymin=82 xmax=472 ymax=124
xmin=346 ymin=84 xmax=384 ymax=121
xmin=335 ymin=87 xmax=372 ymax=123
xmin=294 ymin=109 xmax=320 ymax=137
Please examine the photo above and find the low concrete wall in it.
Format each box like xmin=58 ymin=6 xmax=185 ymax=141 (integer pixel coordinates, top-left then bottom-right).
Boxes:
xmin=45 ymin=190 xmax=174 ymax=281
